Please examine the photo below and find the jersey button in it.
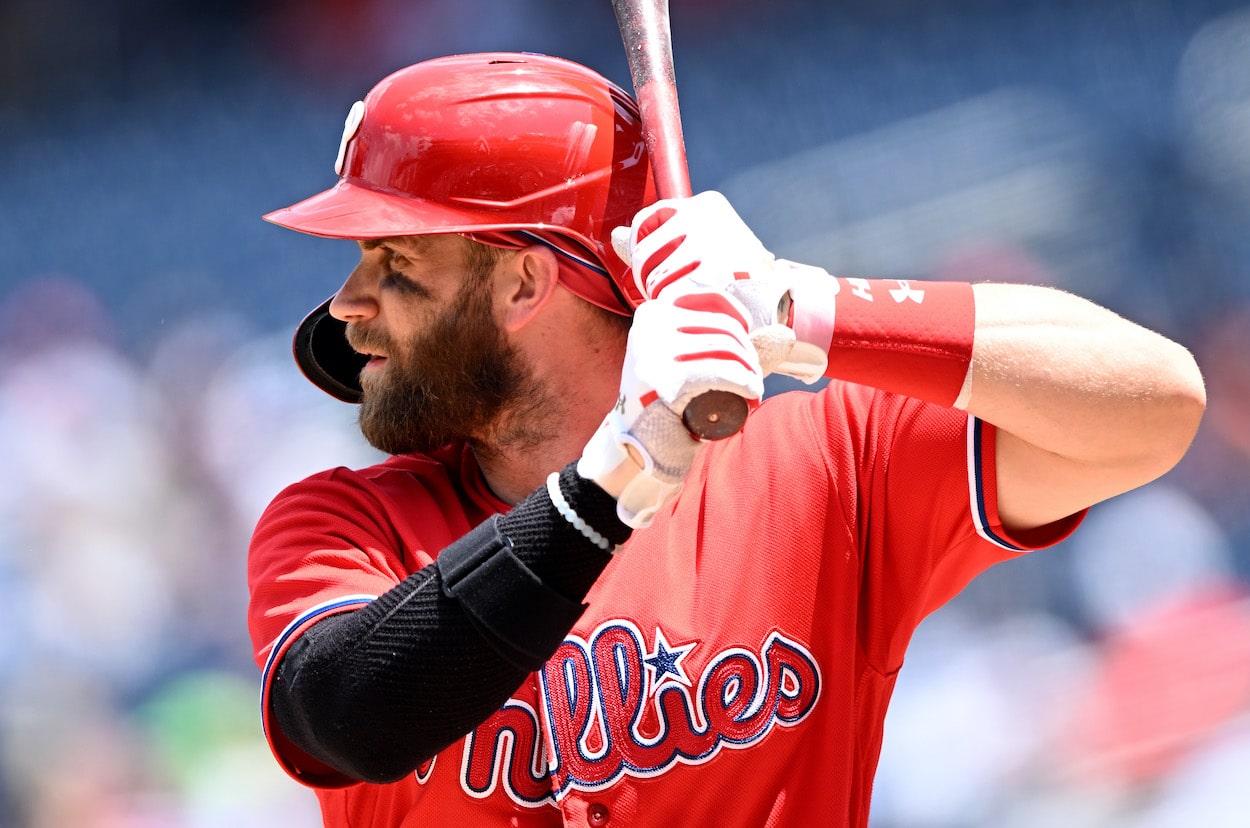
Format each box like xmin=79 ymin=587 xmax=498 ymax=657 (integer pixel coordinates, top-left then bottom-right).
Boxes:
xmin=587 ymin=802 xmax=610 ymax=826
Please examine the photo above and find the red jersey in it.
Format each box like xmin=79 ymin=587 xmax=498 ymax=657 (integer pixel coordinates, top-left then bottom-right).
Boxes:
xmin=247 ymin=382 xmax=1082 ymax=827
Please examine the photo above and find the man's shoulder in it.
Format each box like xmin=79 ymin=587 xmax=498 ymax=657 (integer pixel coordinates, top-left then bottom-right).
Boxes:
xmin=748 ymin=380 xmax=866 ymax=435
xmin=755 ymin=380 xmax=956 ymax=432
xmin=297 ymin=442 xmax=467 ymax=486
xmin=251 ymin=443 xmax=482 ymax=553
xmin=348 ymin=448 xmax=459 ymax=482
xmin=267 ymin=444 xmax=470 ymax=516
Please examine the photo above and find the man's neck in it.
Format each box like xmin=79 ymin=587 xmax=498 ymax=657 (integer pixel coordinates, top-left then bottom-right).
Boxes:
xmin=470 ymin=417 xmax=594 ymax=506
xmin=473 ymin=445 xmax=568 ymax=506
xmin=474 ymin=298 xmax=628 ymax=505
xmin=468 ymin=378 xmax=615 ymax=505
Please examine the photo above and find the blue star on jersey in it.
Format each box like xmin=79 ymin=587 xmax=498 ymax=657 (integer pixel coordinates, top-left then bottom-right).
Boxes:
xmin=643 ymin=627 xmax=696 ymax=695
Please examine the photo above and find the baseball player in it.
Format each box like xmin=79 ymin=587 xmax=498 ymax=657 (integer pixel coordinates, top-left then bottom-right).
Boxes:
xmin=247 ymin=53 xmax=1205 ymax=827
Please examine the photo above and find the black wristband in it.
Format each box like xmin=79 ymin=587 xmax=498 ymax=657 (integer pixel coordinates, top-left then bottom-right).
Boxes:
xmin=554 ymin=462 xmax=632 ymax=547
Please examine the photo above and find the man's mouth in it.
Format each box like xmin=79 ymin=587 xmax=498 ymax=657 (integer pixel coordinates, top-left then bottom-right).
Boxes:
xmin=360 ymin=352 xmax=388 ymax=371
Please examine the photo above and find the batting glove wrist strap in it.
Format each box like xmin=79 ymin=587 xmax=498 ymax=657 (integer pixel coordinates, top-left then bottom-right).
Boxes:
xmin=724 ymin=259 xmax=838 ymax=384
xmin=578 ymin=415 xmax=686 ymax=529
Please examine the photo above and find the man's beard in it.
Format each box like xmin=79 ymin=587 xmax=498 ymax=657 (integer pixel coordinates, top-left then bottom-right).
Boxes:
xmin=348 ymin=280 xmax=550 ymax=457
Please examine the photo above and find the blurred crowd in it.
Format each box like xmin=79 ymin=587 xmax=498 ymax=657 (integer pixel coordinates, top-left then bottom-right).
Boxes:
xmin=2 ymin=0 xmax=1249 ymax=825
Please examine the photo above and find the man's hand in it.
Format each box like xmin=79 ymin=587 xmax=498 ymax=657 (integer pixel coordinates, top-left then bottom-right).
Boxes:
xmin=612 ymin=190 xmax=836 ymax=384
xmin=578 ymin=287 xmax=764 ymax=528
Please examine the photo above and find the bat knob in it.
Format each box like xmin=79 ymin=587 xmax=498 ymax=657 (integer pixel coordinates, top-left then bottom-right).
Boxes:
xmin=681 ymin=390 xmax=749 ymax=441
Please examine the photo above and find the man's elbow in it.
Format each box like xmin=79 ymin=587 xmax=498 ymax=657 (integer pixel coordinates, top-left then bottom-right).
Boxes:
xmin=285 ymin=699 xmax=437 ymax=785
xmin=1145 ymin=344 xmax=1206 ymax=479
xmin=319 ymin=731 xmax=426 ymax=785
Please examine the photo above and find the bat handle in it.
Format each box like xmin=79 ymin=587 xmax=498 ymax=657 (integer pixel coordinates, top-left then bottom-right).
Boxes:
xmin=613 ymin=0 xmax=750 ymax=441
xmin=632 ymin=32 xmax=750 ymax=441
xmin=682 ymin=390 xmax=750 ymax=441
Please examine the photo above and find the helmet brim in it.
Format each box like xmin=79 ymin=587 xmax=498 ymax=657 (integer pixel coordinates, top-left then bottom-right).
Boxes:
xmin=265 ymin=179 xmax=560 ymax=241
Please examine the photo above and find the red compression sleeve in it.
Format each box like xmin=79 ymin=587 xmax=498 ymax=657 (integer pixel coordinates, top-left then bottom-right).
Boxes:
xmin=798 ymin=278 xmax=975 ymax=407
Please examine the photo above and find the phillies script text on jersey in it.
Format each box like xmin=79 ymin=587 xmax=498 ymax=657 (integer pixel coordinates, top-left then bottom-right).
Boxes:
xmin=435 ymin=620 xmax=821 ymax=807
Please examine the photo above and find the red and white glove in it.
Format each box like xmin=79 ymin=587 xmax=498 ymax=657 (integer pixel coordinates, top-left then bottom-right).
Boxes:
xmin=578 ymin=288 xmax=764 ymax=528
xmin=612 ymin=190 xmax=837 ymax=384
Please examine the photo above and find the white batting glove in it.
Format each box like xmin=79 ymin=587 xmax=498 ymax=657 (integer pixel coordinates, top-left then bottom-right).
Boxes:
xmin=612 ymin=190 xmax=837 ymax=384
xmin=611 ymin=190 xmax=773 ymax=300
xmin=578 ymin=288 xmax=764 ymax=528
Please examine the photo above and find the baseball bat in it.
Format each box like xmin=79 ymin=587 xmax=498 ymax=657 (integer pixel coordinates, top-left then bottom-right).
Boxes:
xmin=612 ymin=0 xmax=750 ymax=441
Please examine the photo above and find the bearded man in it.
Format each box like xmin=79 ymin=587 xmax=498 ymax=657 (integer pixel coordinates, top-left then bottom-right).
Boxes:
xmin=247 ymin=53 xmax=1205 ymax=827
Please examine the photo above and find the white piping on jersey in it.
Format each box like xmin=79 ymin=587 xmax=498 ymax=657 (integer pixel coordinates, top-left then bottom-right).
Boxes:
xmin=258 ymin=593 xmax=377 ymax=732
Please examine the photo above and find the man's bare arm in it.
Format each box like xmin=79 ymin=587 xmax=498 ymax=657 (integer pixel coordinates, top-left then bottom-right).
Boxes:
xmin=965 ymin=283 xmax=1205 ymax=531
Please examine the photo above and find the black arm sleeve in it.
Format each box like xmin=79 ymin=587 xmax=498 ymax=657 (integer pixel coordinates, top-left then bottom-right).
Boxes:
xmin=268 ymin=461 xmax=631 ymax=784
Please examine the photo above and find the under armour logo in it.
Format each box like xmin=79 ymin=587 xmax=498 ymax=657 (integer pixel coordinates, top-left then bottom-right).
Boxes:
xmin=889 ymin=280 xmax=925 ymax=303
xmin=846 ymin=278 xmax=873 ymax=302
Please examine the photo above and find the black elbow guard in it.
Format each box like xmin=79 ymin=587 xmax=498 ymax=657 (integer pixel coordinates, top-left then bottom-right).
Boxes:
xmin=435 ymin=515 xmax=586 ymax=672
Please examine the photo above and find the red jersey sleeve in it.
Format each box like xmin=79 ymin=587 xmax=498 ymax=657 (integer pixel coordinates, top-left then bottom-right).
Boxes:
xmin=246 ymin=453 xmax=483 ymax=786
xmin=811 ymin=382 xmax=1084 ymax=672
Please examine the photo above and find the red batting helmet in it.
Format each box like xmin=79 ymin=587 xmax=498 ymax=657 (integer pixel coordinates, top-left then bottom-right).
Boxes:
xmin=265 ymin=52 xmax=656 ymax=403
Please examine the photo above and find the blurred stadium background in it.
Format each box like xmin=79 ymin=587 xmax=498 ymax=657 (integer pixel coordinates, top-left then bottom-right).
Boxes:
xmin=2 ymin=0 xmax=1250 ymax=825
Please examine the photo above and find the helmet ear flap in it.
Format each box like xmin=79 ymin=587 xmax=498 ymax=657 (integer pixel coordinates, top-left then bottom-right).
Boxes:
xmin=293 ymin=298 xmax=366 ymax=404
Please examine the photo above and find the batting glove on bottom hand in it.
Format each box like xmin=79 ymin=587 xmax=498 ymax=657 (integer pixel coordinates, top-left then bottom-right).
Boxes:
xmin=578 ymin=289 xmax=764 ymax=528
xmin=612 ymin=190 xmax=837 ymax=384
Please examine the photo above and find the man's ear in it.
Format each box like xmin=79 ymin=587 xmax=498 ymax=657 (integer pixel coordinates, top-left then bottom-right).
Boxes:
xmin=498 ymin=245 xmax=561 ymax=332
